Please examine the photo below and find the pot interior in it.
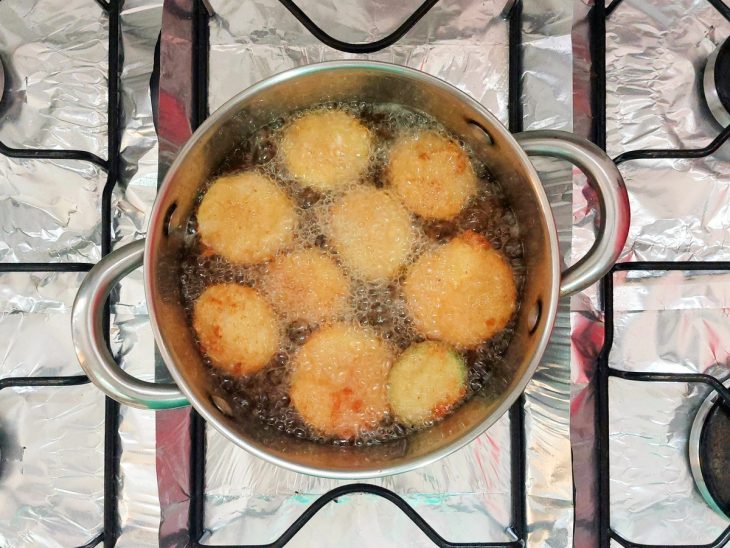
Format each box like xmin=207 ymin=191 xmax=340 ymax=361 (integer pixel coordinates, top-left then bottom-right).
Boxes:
xmin=146 ymin=62 xmax=558 ymax=477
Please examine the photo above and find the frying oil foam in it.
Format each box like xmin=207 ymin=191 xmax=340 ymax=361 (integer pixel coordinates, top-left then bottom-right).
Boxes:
xmin=180 ymin=101 xmax=525 ymax=445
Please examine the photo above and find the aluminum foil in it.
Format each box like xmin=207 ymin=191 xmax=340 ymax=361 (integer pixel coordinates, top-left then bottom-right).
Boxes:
xmin=608 ymin=271 xmax=730 ymax=545
xmin=569 ymin=0 xmax=730 ymax=545
xmin=207 ymin=0 xmax=510 ymax=121
xmin=569 ymin=3 xmax=606 ymax=545
xmin=204 ymin=415 xmax=513 ymax=546
xmin=0 ymin=382 xmax=106 ymax=547
xmin=0 ymin=0 xmax=108 ymax=264
xmin=521 ymin=3 xmax=576 ymax=544
xmin=0 ymin=272 xmax=105 ymax=547
xmin=0 ymin=2 xmax=109 ymax=160
xmin=114 ymin=2 xmax=164 ymax=546
xmin=606 ymin=0 xmax=730 ymax=262
xmin=0 ymin=0 xmax=163 ymax=546
xmin=155 ymin=0 xmax=575 ymax=546
xmin=13 ymin=0 xmax=730 ymax=546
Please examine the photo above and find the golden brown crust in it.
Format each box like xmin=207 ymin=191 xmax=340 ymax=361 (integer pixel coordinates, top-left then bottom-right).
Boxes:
xmin=197 ymin=172 xmax=297 ymax=265
xmin=326 ymin=186 xmax=416 ymax=281
xmin=289 ymin=323 xmax=392 ymax=437
xmin=404 ymin=231 xmax=517 ymax=347
xmin=387 ymin=131 xmax=477 ymax=220
xmin=193 ymin=284 xmax=279 ymax=375
xmin=280 ymin=110 xmax=372 ymax=191
xmin=262 ymin=248 xmax=350 ymax=323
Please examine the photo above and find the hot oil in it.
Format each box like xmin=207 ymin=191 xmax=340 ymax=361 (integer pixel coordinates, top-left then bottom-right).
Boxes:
xmin=180 ymin=101 xmax=525 ymax=446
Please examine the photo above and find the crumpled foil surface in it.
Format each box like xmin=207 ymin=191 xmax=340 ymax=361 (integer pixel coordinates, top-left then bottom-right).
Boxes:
xmin=13 ymin=0 xmax=728 ymax=546
xmin=606 ymin=0 xmax=730 ymax=263
xmin=113 ymin=2 xmax=164 ymax=546
xmin=607 ymin=271 xmax=730 ymax=545
xmin=0 ymin=0 xmax=162 ymax=546
xmin=155 ymin=0 xmax=575 ymax=546
xmin=569 ymin=0 xmax=730 ymax=546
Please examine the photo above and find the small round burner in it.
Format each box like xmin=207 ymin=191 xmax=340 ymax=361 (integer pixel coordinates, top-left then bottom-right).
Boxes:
xmin=689 ymin=378 xmax=730 ymax=518
xmin=704 ymin=38 xmax=730 ymax=127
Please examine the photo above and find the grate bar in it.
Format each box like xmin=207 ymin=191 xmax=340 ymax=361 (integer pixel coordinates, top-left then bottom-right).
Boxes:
xmin=186 ymin=0 xmax=529 ymax=546
xmin=608 ymin=369 xmax=730 ymax=407
xmin=276 ymin=0 xmax=441 ymax=54
xmin=0 ymin=263 xmax=93 ymax=272
xmin=193 ymin=484 xmax=524 ymax=548
xmin=590 ymin=0 xmax=730 ymax=544
xmin=0 ymin=140 xmax=109 ymax=169
xmin=613 ymin=125 xmax=730 ymax=166
xmin=0 ymin=375 xmax=89 ymax=390
xmin=77 ymin=531 xmax=105 ymax=548
xmin=609 ymin=524 xmax=730 ymax=548
xmin=612 ymin=261 xmax=730 ymax=272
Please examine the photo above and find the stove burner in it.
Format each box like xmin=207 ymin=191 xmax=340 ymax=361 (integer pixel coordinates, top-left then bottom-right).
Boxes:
xmin=703 ymin=38 xmax=730 ymax=127
xmin=689 ymin=378 xmax=730 ymax=519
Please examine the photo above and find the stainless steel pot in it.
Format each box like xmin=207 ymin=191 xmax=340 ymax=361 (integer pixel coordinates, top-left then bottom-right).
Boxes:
xmin=71 ymin=61 xmax=630 ymax=478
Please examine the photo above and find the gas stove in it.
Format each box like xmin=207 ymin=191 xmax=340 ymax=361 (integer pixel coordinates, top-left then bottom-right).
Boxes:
xmin=0 ymin=1 xmax=728 ymax=547
xmin=0 ymin=1 xmax=161 ymax=545
xmin=572 ymin=0 xmax=730 ymax=546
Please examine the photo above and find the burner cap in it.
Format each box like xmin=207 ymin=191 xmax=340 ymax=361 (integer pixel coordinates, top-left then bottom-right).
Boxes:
xmin=704 ymin=38 xmax=730 ymax=127
xmin=689 ymin=378 xmax=730 ymax=518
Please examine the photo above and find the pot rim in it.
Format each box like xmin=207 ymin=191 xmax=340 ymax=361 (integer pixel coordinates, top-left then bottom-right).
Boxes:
xmin=145 ymin=60 xmax=561 ymax=479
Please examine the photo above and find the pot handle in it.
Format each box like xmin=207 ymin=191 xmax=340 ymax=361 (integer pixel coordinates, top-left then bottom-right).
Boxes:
xmin=71 ymin=239 xmax=189 ymax=409
xmin=514 ymin=130 xmax=630 ymax=298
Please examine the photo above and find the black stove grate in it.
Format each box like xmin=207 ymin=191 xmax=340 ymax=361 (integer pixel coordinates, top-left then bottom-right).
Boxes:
xmin=590 ymin=1 xmax=730 ymax=546
xmin=184 ymin=0 xmax=529 ymax=546
xmin=0 ymin=1 xmax=124 ymax=546
xmin=0 ymin=0 xmax=532 ymax=545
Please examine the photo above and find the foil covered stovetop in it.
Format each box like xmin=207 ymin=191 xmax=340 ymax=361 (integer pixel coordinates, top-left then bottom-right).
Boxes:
xmin=571 ymin=1 xmax=730 ymax=546
xmin=0 ymin=0 xmax=728 ymax=546
xmin=156 ymin=0 xmax=575 ymax=545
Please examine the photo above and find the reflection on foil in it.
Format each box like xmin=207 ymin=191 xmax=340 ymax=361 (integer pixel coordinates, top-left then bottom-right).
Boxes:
xmin=207 ymin=0 xmax=510 ymax=120
xmin=203 ymin=414 xmax=513 ymax=545
xmin=0 ymin=0 xmax=163 ymax=546
xmin=521 ymin=161 xmax=574 ymax=548
xmin=0 ymin=384 xmax=105 ymax=547
xmin=605 ymin=0 xmax=730 ymax=262
xmin=612 ymin=270 xmax=730 ymax=373
xmin=0 ymin=272 xmax=86 ymax=378
xmin=0 ymin=0 xmax=109 ymax=158
xmin=284 ymin=494 xmax=458 ymax=548
xmin=0 ymin=157 xmax=104 ymax=263
xmin=115 ymin=1 xmax=164 ymax=546
xmin=150 ymin=0 xmax=578 ymax=546
xmin=571 ymin=1 xmax=730 ymax=545
xmin=608 ymin=270 xmax=730 ymax=545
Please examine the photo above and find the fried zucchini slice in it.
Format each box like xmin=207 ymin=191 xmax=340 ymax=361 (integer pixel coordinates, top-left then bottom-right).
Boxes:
xmin=388 ymin=341 xmax=467 ymax=426
xmin=289 ymin=323 xmax=392 ymax=438
xmin=387 ymin=130 xmax=477 ymax=220
xmin=326 ymin=186 xmax=415 ymax=280
xmin=197 ymin=171 xmax=297 ymax=264
xmin=193 ymin=284 xmax=279 ymax=375
xmin=262 ymin=248 xmax=349 ymax=323
xmin=404 ymin=231 xmax=516 ymax=347
xmin=280 ymin=110 xmax=372 ymax=191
